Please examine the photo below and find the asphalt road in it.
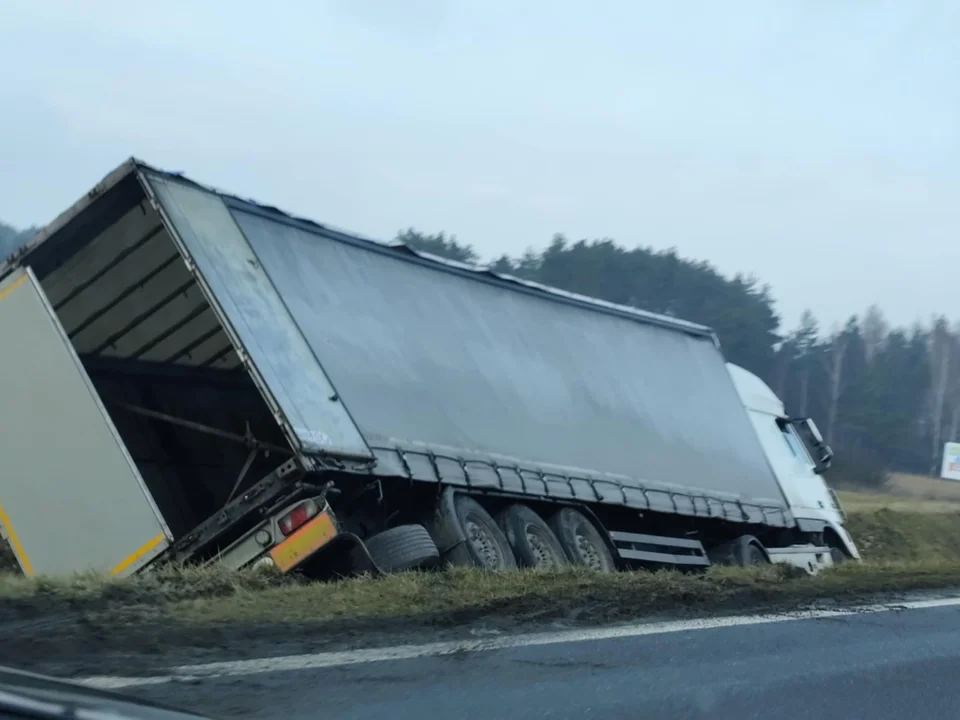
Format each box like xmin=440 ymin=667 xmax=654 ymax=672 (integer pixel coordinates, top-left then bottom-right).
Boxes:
xmin=127 ymin=603 xmax=960 ymax=719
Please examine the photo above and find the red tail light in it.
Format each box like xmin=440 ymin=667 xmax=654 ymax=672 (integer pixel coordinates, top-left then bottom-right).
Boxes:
xmin=278 ymin=499 xmax=319 ymax=536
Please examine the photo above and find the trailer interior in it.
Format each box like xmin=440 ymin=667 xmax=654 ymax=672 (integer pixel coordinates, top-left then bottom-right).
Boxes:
xmin=19 ymin=172 xmax=291 ymax=540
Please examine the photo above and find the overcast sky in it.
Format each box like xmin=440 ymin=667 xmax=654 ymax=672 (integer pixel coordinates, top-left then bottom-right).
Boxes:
xmin=1 ymin=0 xmax=957 ymax=332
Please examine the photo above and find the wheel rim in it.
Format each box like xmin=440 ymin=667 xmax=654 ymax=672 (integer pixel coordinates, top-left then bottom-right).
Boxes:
xmin=574 ymin=528 xmax=604 ymax=571
xmin=525 ymin=524 xmax=560 ymax=567
xmin=464 ymin=516 xmax=501 ymax=568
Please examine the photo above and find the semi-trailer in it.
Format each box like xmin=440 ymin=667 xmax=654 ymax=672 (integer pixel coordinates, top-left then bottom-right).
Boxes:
xmin=0 ymin=159 xmax=858 ymax=578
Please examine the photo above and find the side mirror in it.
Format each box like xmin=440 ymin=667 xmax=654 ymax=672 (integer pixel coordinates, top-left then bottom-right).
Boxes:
xmin=804 ymin=417 xmax=825 ymax=444
xmin=788 ymin=417 xmax=833 ymax=474
xmin=813 ymin=444 xmax=833 ymax=474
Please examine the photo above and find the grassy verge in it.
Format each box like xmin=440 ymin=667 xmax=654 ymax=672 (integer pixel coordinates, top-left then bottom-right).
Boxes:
xmin=4 ymin=560 xmax=960 ymax=630
xmin=2 ymin=501 xmax=960 ymax=627
xmin=164 ymin=559 xmax=960 ymax=625
xmin=3 ymin=485 xmax=960 ymax=658
xmin=845 ymin=508 xmax=960 ymax=560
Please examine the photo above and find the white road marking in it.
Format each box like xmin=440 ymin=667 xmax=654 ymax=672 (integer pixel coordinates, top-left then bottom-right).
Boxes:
xmin=77 ymin=595 xmax=960 ymax=690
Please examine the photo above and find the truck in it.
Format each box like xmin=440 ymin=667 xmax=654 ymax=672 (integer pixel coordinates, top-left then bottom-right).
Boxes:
xmin=0 ymin=158 xmax=859 ymax=579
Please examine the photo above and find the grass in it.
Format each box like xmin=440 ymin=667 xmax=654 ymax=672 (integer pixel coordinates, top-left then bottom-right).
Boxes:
xmin=5 ymin=473 xmax=960 ymax=648
xmin=887 ymin=472 xmax=960 ymax=501
xmin=101 ymin=560 xmax=960 ymax=627
xmin=10 ymin=558 xmax=960 ymax=677
xmin=838 ymin=473 xmax=960 ymax=561
xmin=839 ymin=475 xmax=960 ymax=515
xmin=845 ymin=506 xmax=960 ymax=560
xmin=4 ymin=557 xmax=960 ymax=634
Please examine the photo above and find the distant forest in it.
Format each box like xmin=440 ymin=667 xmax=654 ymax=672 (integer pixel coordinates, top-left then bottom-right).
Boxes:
xmin=0 ymin=222 xmax=35 ymax=260
xmin=1 ymin=219 xmax=954 ymax=485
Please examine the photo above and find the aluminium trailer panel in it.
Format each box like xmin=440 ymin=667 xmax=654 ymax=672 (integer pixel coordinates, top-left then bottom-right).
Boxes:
xmin=0 ymin=268 xmax=172 ymax=576
xmin=143 ymin=174 xmax=373 ymax=463
xmin=137 ymin=169 xmax=792 ymax=528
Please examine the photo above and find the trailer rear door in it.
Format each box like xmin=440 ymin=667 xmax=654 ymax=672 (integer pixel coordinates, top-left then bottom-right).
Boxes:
xmin=0 ymin=267 xmax=172 ymax=576
xmin=144 ymin=174 xmax=373 ymax=461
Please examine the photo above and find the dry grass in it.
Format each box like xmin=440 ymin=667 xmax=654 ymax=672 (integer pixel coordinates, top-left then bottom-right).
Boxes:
xmin=839 ymin=490 xmax=960 ymax=514
xmin=839 ymin=472 xmax=960 ymax=514
xmin=145 ymin=560 xmax=960 ymax=627
xmin=887 ymin=472 xmax=960 ymax=500
xmin=845 ymin=508 xmax=960 ymax=561
xmin=2 ymin=501 xmax=960 ymax=631
xmin=3 ymin=475 xmax=960 ymax=640
xmin=3 ymin=558 xmax=960 ymax=634
xmin=834 ymin=474 xmax=960 ymax=567
xmin=8 ymin=554 xmax=960 ymax=677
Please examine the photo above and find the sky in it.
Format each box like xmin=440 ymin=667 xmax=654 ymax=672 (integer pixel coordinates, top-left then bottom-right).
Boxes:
xmin=0 ymin=0 xmax=957 ymax=333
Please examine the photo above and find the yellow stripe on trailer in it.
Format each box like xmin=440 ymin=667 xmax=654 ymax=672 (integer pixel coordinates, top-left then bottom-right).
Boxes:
xmin=0 ymin=274 xmax=28 ymax=302
xmin=0 ymin=502 xmax=34 ymax=576
xmin=110 ymin=532 xmax=166 ymax=576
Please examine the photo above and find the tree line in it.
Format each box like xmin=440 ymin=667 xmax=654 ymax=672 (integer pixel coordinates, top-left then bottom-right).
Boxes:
xmin=0 ymin=222 xmax=35 ymax=260
xmin=398 ymin=228 xmax=955 ymax=485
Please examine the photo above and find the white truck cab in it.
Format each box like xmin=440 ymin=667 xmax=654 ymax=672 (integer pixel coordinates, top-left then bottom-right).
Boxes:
xmin=727 ymin=363 xmax=860 ymax=562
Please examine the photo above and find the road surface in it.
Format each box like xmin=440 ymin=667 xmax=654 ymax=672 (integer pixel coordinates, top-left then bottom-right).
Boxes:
xmin=122 ymin=601 xmax=960 ymax=719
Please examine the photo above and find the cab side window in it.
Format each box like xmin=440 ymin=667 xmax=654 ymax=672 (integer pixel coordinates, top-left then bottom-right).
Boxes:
xmin=777 ymin=421 xmax=813 ymax=466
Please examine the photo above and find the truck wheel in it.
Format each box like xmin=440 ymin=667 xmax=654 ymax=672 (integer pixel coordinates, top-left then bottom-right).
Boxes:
xmin=548 ymin=507 xmax=616 ymax=572
xmin=429 ymin=489 xmax=517 ymax=571
xmin=362 ymin=524 xmax=440 ymax=573
xmin=733 ymin=535 xmax=769 ymax=566
xmin=824 ymin=534 xmax=848 ymax=566
xmin=497 ymin=504 xmax=568 ymax=569
xmin=709 ymin=535 xmax=769 ymax=567
xmin=742 ymin=539 xmax=769 ymax=566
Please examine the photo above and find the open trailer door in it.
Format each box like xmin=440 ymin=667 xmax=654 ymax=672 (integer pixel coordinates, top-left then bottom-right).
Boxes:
xmin=0 ymin=267 xmax=172 ymax=577
xmin=142 ymin=172 xmax=374 ymax=462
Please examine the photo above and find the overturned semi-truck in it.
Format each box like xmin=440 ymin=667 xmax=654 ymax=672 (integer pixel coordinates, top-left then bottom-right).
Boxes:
xmin=0 ymin=159 xmax=859 ymax=578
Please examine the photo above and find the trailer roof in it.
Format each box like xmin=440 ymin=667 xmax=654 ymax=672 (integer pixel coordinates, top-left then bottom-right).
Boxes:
xmin=4 ymin=158 xmax=717 ymax=342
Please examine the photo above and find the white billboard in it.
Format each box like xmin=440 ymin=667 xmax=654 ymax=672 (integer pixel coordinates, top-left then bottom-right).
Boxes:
xmin=942 ymin=442 xmax=960 ymax=482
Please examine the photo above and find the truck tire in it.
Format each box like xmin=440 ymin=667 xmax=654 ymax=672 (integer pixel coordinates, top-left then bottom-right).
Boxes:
xmin=820 ymin=530 xmax=850 ymax=566
xmin=496 ymin=504 xmax=568 ymax=569
xmin=711 ymin=534 xmax=769 ymax=567
xmin=362 ymin=524 xmax=440 ymax=573
xmin=740 ymin=536 xmax=769 ymax=566
xmin=828 ymin=547 xmax=846 ymax=566
xmin=429 ymin=489 xmax=517 ymax=571
xmin=823 ymin=536 xmax=848 ymax=566
xmin=548 ymin=507 xmax=616 ymax=572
